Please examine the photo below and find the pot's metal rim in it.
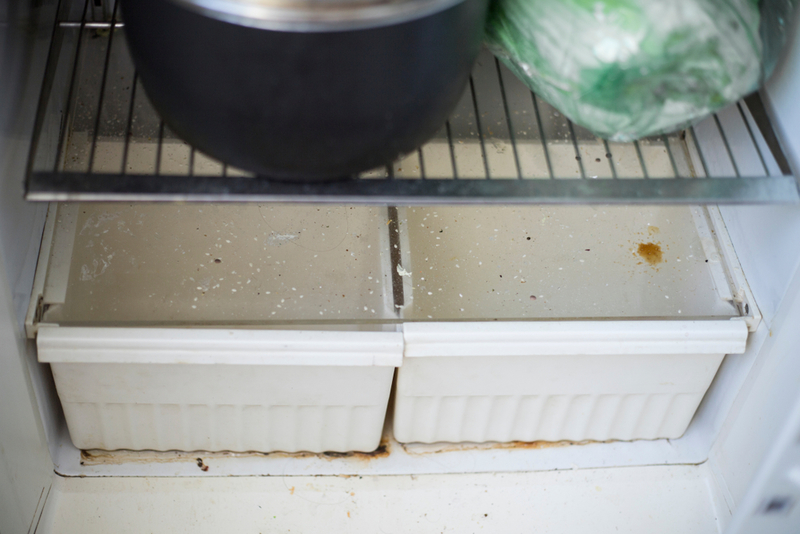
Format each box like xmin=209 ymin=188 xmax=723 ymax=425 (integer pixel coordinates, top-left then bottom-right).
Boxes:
xmin=166 ymin=0 xmax=466 ymax=31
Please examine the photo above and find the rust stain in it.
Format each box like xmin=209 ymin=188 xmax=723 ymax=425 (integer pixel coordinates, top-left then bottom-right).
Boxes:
xmin=648 ymin=226 xmax=660 ymax=235
xmin=636 ymin=242 xmax=663 ymax=266
xmin=78 ymin=437 xmax=601 ymax=467
xmin=79 ymin=437 xmax=391 ymax=466
xmin=347 ymin=512 xmax=351 ymax=518
xmin=80 ymin=449 xmax=202 ymax=466
xmin=402 ymin=439 xmax=583 ymax=456
xmin=290 ymin=486 xmax=295 ymax=495
xmin=494 ymin=440 xmax=572 ymax=450
xmin=318 ymin=438 xmax=390 ymax=461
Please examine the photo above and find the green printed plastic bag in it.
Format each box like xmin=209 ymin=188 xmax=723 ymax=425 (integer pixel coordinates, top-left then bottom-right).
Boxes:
xmin=486 ymin=0 xmax=797 ymax=141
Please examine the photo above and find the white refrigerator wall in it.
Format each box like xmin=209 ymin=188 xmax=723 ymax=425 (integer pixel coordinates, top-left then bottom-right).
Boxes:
xmin=711 ymin=240 xmax=800 ymax=532
xmin=766 ymin=11 xmax=800 ymax=176
xmin=0 ymin=261 xmax=51 ymax=534
xmin=0 ymin=0 xmax=58 ymax=532
xmin=712 ymin=10 xmax=800 ymax=523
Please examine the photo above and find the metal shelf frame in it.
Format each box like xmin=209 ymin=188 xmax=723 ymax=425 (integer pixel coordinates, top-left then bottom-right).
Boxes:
xmin=25 ymin=0 xmax=800 ymax=204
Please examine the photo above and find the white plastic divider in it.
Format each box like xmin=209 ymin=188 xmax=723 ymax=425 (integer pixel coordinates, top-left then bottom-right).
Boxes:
xmin=395 ymin=320 xmax=748 ymax=444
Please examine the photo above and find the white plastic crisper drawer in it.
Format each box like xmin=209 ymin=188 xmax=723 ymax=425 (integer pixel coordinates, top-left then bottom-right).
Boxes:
xmin=392 ymin=205 xmax=755 ymax=444
xmin=38 ymin=326 xmax=402 ymax=452
xmin=394 ymin=321 xmax=747 ymax=443
xmin=29 ymin=203 xmax=402 ymax=453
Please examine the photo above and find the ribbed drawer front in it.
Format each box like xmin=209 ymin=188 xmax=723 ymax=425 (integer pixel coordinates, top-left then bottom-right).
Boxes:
xmin=41 ymin=327 xmax=402 ymax=453
xmin=393 ymin=392 xmax=705 ymax=443
xmin=62 ymin=402 xmax=386 ymax=453
xmin=394 ymin=321 xmax=745 ymax=444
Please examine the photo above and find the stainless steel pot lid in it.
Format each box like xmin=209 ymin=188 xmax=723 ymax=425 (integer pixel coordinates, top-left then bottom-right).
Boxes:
xmin=166 ymin=0 xmax=467 ymax=31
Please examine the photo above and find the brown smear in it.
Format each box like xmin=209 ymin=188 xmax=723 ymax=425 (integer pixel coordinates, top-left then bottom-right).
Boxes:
xmin=319 ymin=438 xmax=390 ymax=461
xmin=636 ymin=242 xmax=663 ymax=266
xmin=79 ymin=437 xmax=391 ymax=466
xmin=401 ymin=439 xmax=579 ymax=456
xmin=81 ymin=449 xmax=202 ymax=466
xmin=648 ymin=226 xmax=660 ymax=236
xmin=491 ymin=440 xmax=575 ymax=450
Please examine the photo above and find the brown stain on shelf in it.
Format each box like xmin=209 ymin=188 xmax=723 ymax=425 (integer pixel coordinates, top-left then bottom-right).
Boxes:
xmin=490 ymin=440 xmax=576 ymax=450
xmin=80 ymin=449 xmax=194 ymax=466
xmin=636 ymin=242 xmax=663 ymax=266
xmin=401 ymin=439 xmax=583 ymax=456
xmin=80 ymin=437 xmax=626 ymax=469
xmin=79 ymin=437 xmax=391 ymax=466
xmin=316 ymin=438 xmax=390 ymax=461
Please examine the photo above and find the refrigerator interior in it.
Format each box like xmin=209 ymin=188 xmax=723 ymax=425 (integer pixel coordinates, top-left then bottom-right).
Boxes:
xmin=2 ymin=0 xmax=800 ymax=532
xmin=22 ymin=199 xmax=750 ymax=477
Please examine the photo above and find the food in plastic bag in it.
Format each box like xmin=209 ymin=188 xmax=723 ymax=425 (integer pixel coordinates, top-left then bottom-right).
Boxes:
xmin=485 ymin=0 xmax=797 ymax=141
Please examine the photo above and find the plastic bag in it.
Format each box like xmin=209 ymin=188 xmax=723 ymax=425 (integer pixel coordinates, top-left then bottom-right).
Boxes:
xmin=485 ymin=0 xmax=797 ymax=141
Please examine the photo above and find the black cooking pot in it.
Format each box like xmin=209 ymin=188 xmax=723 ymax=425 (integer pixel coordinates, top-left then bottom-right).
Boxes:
xmin=121 ymin=0 xmax=488 ymax=181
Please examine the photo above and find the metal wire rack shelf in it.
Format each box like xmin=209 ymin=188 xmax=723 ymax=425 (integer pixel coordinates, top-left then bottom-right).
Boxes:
xmin=25 ymin=0 xmax=800 ymax=203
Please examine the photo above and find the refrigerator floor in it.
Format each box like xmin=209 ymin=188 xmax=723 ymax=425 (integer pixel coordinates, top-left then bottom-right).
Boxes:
xmin=38 ymin=463 xmax=729 ymax=533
